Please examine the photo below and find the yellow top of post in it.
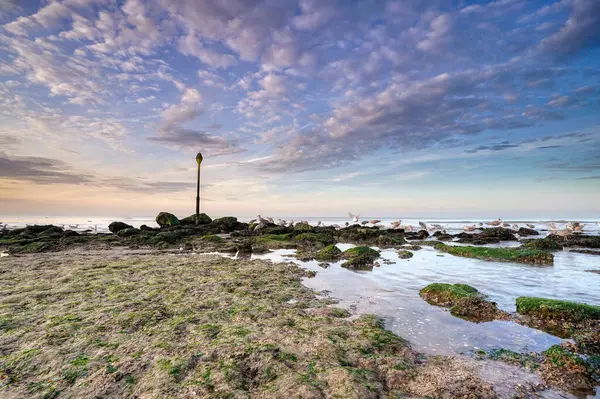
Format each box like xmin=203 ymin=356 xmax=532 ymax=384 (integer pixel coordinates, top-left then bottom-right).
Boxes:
xmin=196 ymin=152 xmax=203 ymax=164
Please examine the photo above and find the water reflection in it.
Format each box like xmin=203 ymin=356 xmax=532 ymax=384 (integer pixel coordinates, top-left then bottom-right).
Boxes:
xmin=236 ymin=245 xmax=600 ymax=357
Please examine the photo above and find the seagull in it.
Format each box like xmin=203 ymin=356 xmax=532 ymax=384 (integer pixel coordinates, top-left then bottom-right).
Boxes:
xmin=317 ymin=221 xmax=322 ymax=226
xmin=464 ymin=225 xmax=477 ymax=232
xmin=257 ymin=215 xmax=269 ymax=224
xmin=548 ymin=222 xmax=557 ymax=233
xmin=332 ymin=224 xmax=341 ymax=229
xmin=361 ymin=220 xmax=369 ymax=225
xmin=248 ymin=219 xmax=257 ymax=224
xmin=390 ymin=221 xmax=401 ymax=229
xmin=512 ymin=224 xmax=519 ymax=230
xmin=370 ymin=219 xmax=381 ymax=225
xmin=488 ymin=218 xmax=502 ymax=226
xmin=68 ymin=224 xmax=79 ymax=229
xmin=501 ymin=222 xmax=510 ymax=228
xmin=419 ymin=221 xmax=427 ymax=230
xmin=527 ymin=224 xmax=535 ymax=229
xmin=267 ymin=217 xmax=274 ymax=224
xmin=431 ymin=224 xmax=443 ymax=230
xmin=348 ymin=212 xmax=360 ymax=223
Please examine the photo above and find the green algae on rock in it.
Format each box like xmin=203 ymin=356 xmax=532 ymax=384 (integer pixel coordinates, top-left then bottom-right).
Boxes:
xmin=516 ymin=297 xmax=600 ymax=322
xmin=539 ymin=345 xmax=598 ymax=394
xmin=396 ymin=250 xmax=413 ymax=259
xmin=180 ymin=213 xmax=212 ymax=225
xmin=315 ymin=244 xmax=342 ymax=261
xmin=341 ymin=246 xmax=380 ymax=270
xmin=419 ymin=283 xmax=479 ymax=307
xmin=521 ymin=237 xmax=563 ymax=251
xmin=434 ymin=243 xmax=554 ymax=265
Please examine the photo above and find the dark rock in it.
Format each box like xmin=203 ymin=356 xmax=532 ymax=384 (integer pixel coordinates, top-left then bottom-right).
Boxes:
xmin=518 ymin=227 xmax=539 ymax=236
xmin=180 ymin=213 xmax=212 ymax=225
xmin=456 ymin=227 xmax=517 ymax=245
xmin=549 ymin=234 xmax=600 ymax=248
xmin=236 ymin=240 xmax=253 ymax=254
xmin=156 ymin=212 xmax=180 ymax=228
xmin=109 ymin=221 xmax=133 ymax=234
xmin=117 ymin=227 xmax=140 ymax=238
xmin=450 ymin=296 xmax=509 ymax=323
xmin=522 ymin=237 xmax=563 ymax=251
xmin=574 ymin=250 xmax=600 ymax=256
xmin=212 ymin=216 xmax=238 ymax=231
xmin=140 ymin=224 xmax=158 ymax=232
xmin=432 ymin=231 xmax=454 ymax=241
xmin=404 ymin=230 xmax=429 ymax=240
xmin=375 ymin=234 xmax=406 ymax=248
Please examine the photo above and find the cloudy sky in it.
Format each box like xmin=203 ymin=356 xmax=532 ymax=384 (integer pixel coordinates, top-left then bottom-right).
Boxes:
xmin=0 ymin=0 xmax=599 ymax=218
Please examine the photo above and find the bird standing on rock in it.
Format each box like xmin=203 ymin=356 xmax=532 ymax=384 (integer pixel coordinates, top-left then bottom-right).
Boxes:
xmin=348 ymin=212 xmax=360 ymax=223
xmin=419 ymin=221 xmax=427 ymax=230
xmin=488 ymin=218 xmax=502 ymax=226
xmin=370 ymin=219 xmax=381 ymax=225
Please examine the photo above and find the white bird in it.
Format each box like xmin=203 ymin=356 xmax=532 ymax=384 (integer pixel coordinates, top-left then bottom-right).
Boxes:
xmin=419 ymin=221 xmax=427 ymax=230
xmin=267 ymin=217 xmax=274 ymax=224
xmin=464 ymin=225 xmax=477 ymax=232
xmin=257 ymin=215 xmax=269 ymax=224
xmin=527 ymin=224 xmax=535 ymax=229
xmin=390 ymin=221 xmax=401 ymax=229
xmin=288 ymin=220 xmax=294 ymax=227
xmin=512 ymin=224 xmax=519 ymax=230
xmin=431 ymin=224 xmax=443 ymax=230
xmin=548 ymin=222 xmax=557 ymax=233
xmin=248 ymin=219 xmax=257 ymax=224
xmin=69 ymin=224 xmax=79 ymax=228
xmin=488 ymin=218 xmax=502 ymax=226
xmin=348 ymin=212 xmax=360 ymax=223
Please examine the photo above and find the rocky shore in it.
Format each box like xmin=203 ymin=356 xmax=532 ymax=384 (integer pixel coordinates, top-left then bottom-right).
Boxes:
xmin=1 ymin=212 xmax=599 ymax=398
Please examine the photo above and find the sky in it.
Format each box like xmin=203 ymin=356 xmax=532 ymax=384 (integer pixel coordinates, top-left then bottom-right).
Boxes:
xmin=0 ymin=0 xmax=599 ymax=219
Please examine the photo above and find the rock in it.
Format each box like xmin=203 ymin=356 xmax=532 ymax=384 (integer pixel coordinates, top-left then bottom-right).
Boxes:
xmin=140 ymin=224 xmax=158 ymax=232
xmin=515 ymin=297 xmax=600 ymax=323
xmin=456 ymin=227 xmax=517 ymax=245
xmin=212 ymin=216 xmax=238 ymax=231
xmin=109 ymin=221 xmax=133 ymax=234
xmin=156 ymin=212 xmax=180 ymax=228
xmin=293 ymin=232 xmax=334 ymax=248
xmin=236 ymin=240 xmax=253 ymax=254
xmin=315 ymin=244 xmax=342 ymax=261
xmin=402 ymin=245 xmax=422 ymax=251
xmin=180 ymin=213 xmax=212 ymax=225
xmin=419 ymin=283 xmax=479 ymax=307
xmin=293 ymin=222 xmax=312 ymax=231
xmin=397 ymin=250 xmax=413 ymax=259
xmin=548 ymin=234 xmax=600 ymax=248
xmin=518 ymin=227 xmax=539 ymax=236
xmin=539 ymin=345 xmax=597 ymax=394
xmin=449 ymin=296 xmax=509 ymax=323
xmin=116 ymin=227 xmax=140 ymax=237
xmin=375 ymin=234 xmax=406 ymax=248
xmin=405 ymin=230 xmax=429 ymax=240
xmin=341 ymin=246 xmax=380 ymax=270
xmin=574 ymin=250 xmax=600 ymax=256
xmin=521 ymin=237 xmax=563 ymax=251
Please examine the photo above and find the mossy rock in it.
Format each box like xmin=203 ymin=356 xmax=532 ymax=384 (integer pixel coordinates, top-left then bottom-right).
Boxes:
xmin=342 ymin=246 xmax=380 ymax=259
xmin=116 ymin=227 xmax=140 ymax=238
xmin=156 ymin=212 xmax=180 ymax=228
xmin=212 ymin=216 xmax=237 ymax=230
xmin=109 ymin=221 xmax=133 ymax=234
xmin=341 ymin=254 xmax=378 ymax=270
xmin=375 ymin=234 xmax=406 ymax=248
xmin=540 ymin=345 xmax=597 ymax=393
xmin=521 ymin=238 xmax=563 ymax=251
xmin=180 ymin=213 xmax=212 ymax=225
xmin=315 ymin=245 xmax=342 ymax=261
xmin=252 ymin=234 xmax=296 ymax=249
xmin=516 ymin=297 xmax=600 ymax=322
xmin=293 ymin=222 xmax=312 ymax=231
xmin=201 ymin=234 xmax=224 ymax=243
xmin=9 ymin=241 xmax=56 ymax=254
xmin=293 ymin=233 xmax=334 ymax=248
xmin=397 ymin=250 xmax=413 ymax=259
xmin=402 ymin=245 xmax=422 ymax=251
xmin=435 ymin=243 xmax=554 ymax=265
xmin=419 ymin=283 xmax=479 ymax=307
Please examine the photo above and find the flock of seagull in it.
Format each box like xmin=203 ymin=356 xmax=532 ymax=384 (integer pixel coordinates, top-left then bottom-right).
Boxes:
xmin=244 ymin=214 xmax=598 ymax=235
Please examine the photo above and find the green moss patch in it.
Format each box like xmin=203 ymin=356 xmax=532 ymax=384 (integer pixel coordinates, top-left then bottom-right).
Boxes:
xmin=419 ymin=283 xmax=478 ymax=307
xmin=521 ymin=238 xmax=563 ymax=251
xmin=516 ymin=297 xmax=600 ymax=322
xmin=435 ymin=243 xmax=554 ymax=265
xmin=396 ymin=250 xmax=413 ymax=259
xmin=315 ymin=245 xmax=342 ymax=261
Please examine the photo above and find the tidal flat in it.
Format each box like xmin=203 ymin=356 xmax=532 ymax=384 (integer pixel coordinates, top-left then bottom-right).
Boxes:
xmin=1 ymin=216 xmax=600 ymax=398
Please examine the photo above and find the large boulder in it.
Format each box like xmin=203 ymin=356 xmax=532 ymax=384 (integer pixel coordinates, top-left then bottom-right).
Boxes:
xmin=518 ymin=227 xmax=539 ymax=236
xmin=156 ymin=212 xmax=181 ymax=228
xmin=180 ymin=213 xmax=212 ymax=225
xmin=117 ymin=227 xmax=140 ymax=238
xmin=109 ymin=221 xmax=133 ymax=234
xmin=212 ymin=216 xmax=238 ymax=231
